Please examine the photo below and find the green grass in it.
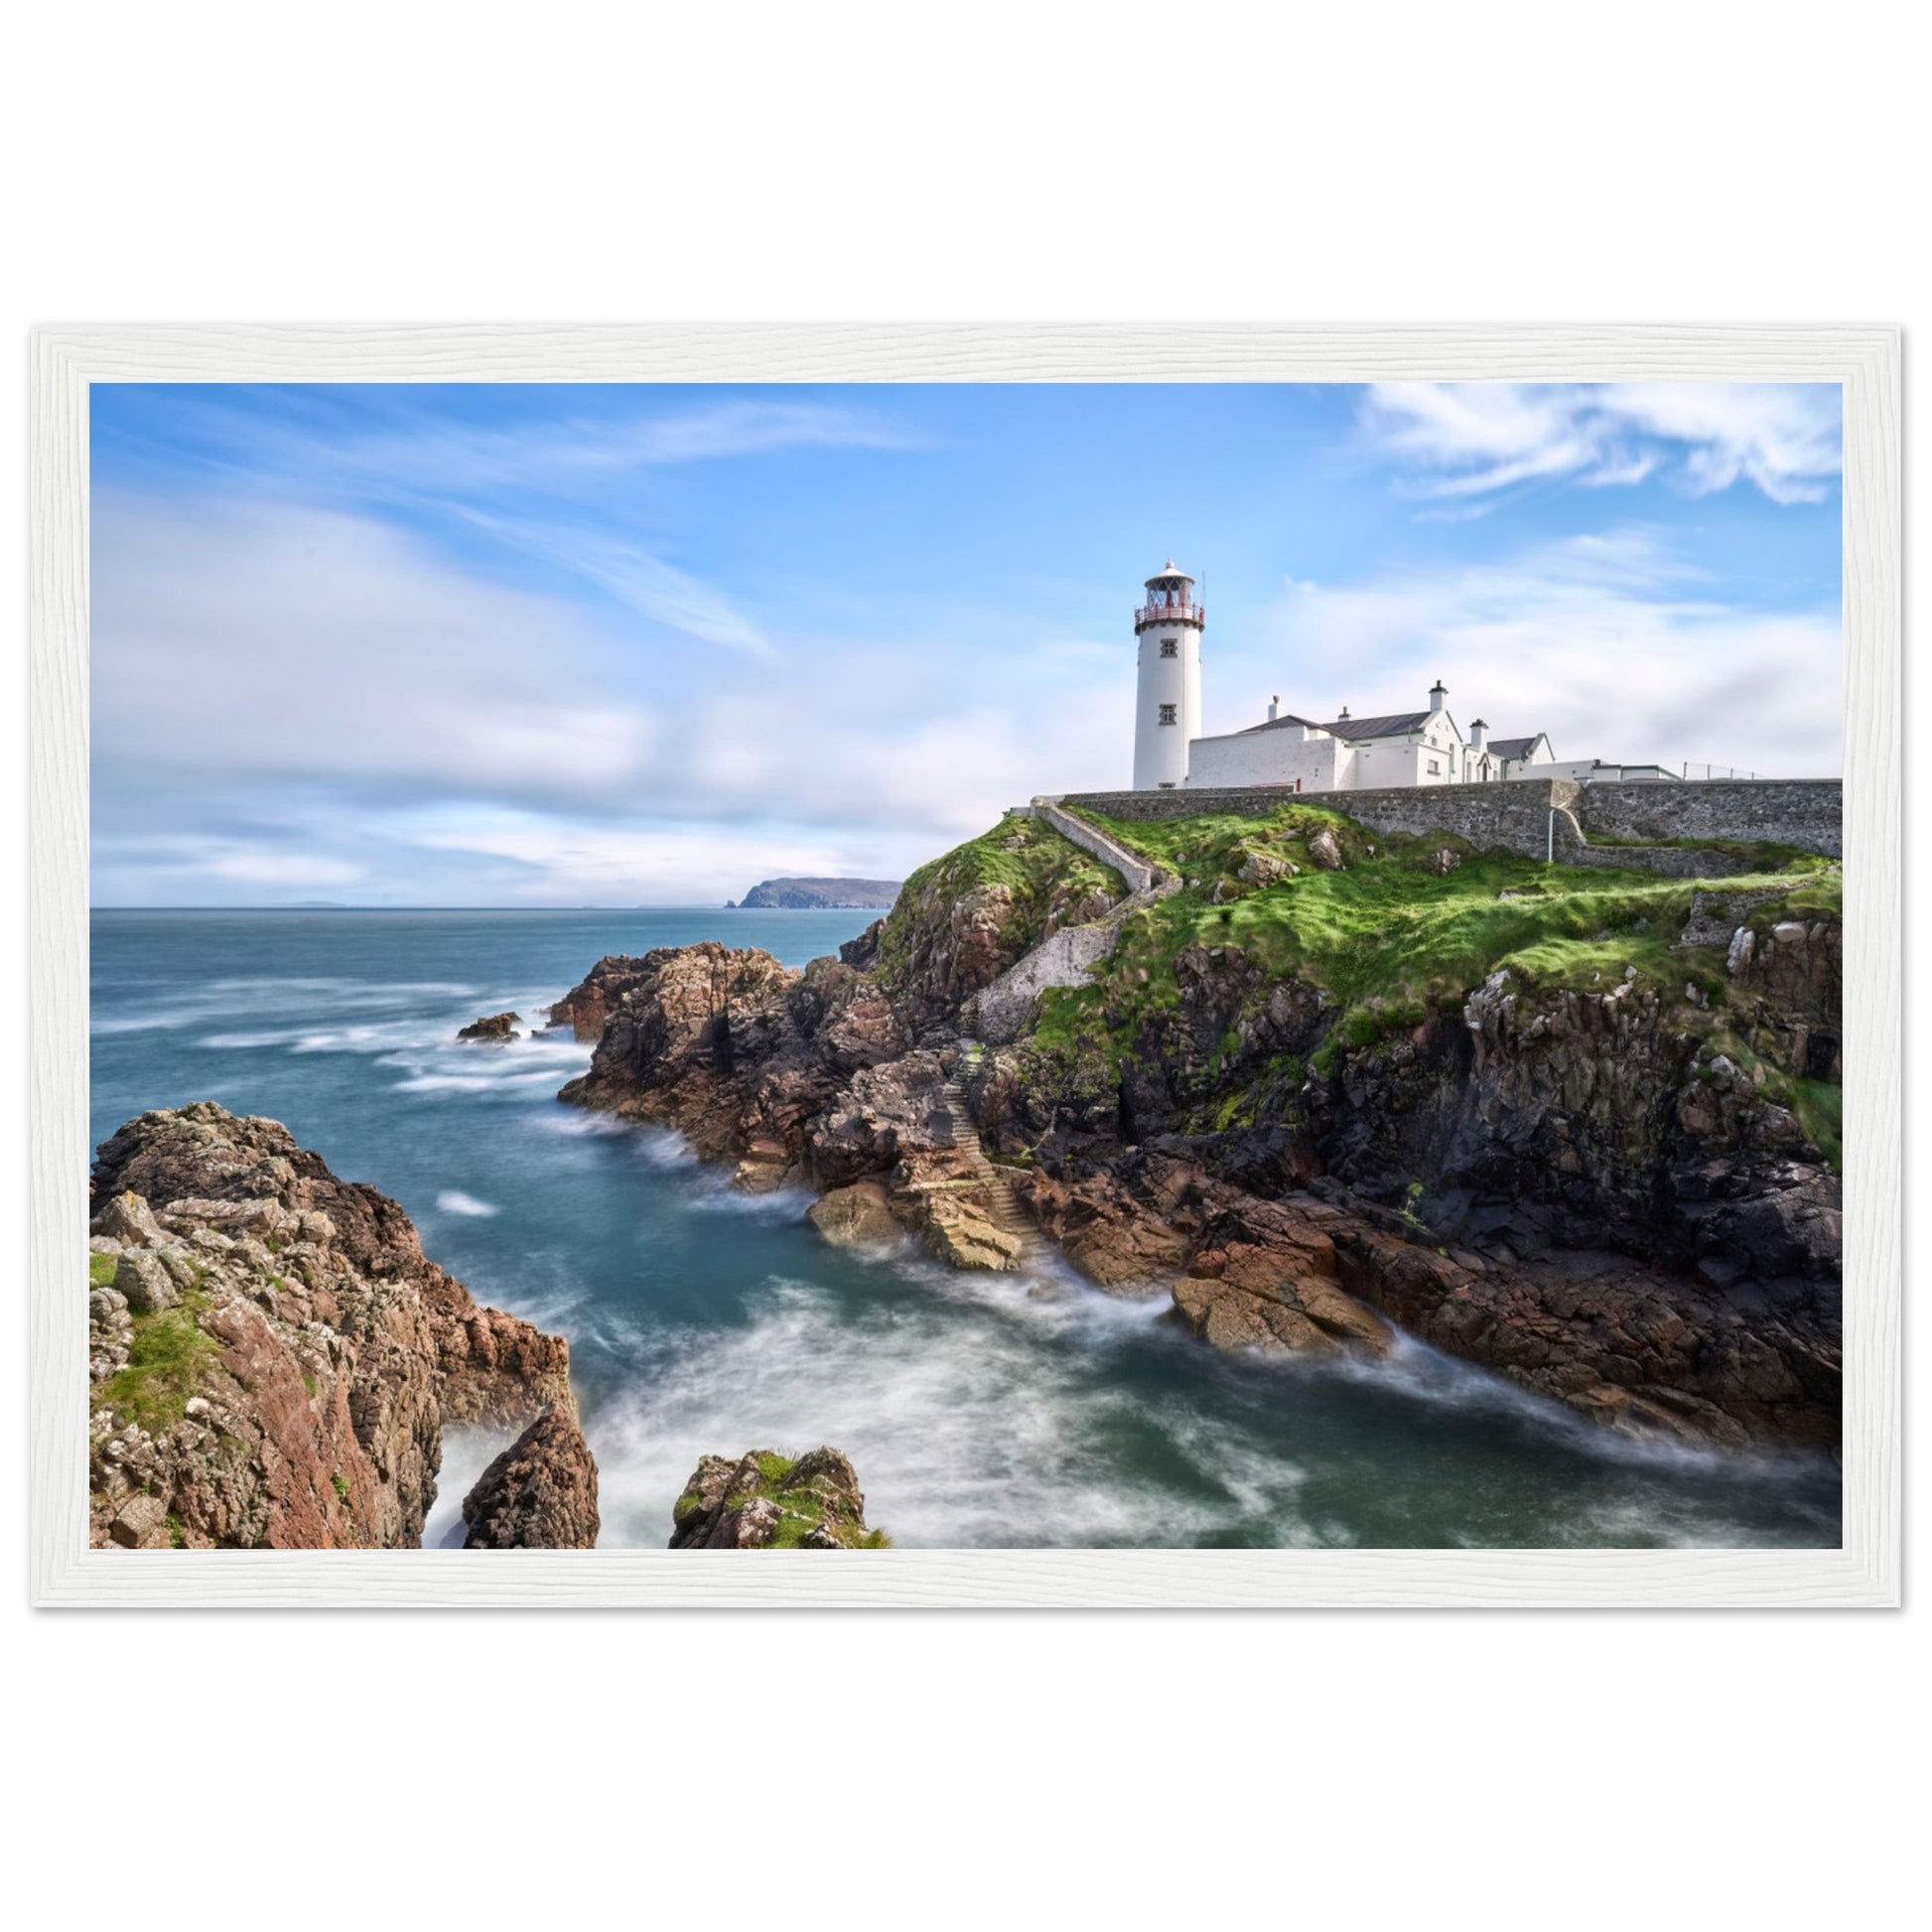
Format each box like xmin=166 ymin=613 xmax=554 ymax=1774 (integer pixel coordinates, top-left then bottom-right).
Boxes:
xmin=1084 ymin=799 xmax=1373 ymax=880
xmin=97 ymin=1294 xmax=216 ymax=1437
xmin=1777 ymin=868 xmax=1843 ymax=920
xmin=872 ymin=814 xmax=1116 ymax=986
xmin=1081 ymin=802 xmax=1835 ymax=1035
xmin=1029 ymin=801 xmax=1844 ymax=1072
xmin=1790 ymin=1078 xmax=1844 ymax=1173
xmin=88 ymin=1251 xmax=118 ymax=1288
xmin=712 ymin=1450 xmax=892 ymax=1550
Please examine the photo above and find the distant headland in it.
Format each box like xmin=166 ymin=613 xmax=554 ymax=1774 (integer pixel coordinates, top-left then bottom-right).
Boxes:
xmin=731 ymin=877 xmax=902 ymax=910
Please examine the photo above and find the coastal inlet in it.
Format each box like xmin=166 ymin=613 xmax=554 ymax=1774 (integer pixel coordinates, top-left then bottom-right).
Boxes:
xmin=91 ymin=903 xmax=1839 ymax=1549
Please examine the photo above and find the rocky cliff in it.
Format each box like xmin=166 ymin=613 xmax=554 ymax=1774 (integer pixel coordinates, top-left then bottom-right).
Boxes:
xmin=555 ymin=803 xmax=1843 ymax=1452
xmin=87 ymin=1102 xmax=596 ymax=1549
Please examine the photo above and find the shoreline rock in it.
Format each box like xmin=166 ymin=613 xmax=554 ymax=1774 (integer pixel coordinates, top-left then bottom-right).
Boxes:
xmin=669 ymin=1448 xmax=886 ymax=1549
xmin=458 ymin=1011 xmax=522 ymax=1041
xmin=87 ymin=1102 xmax=593 ymax=1550
xmin=461 ymin=1409 xmax=601 ymax=1549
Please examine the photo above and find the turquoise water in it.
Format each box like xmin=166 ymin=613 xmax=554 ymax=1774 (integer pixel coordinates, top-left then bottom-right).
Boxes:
xmin=89 ymin=909 xmax=1841 ymax=1550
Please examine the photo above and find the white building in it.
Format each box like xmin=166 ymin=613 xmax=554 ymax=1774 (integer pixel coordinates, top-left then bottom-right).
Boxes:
xmin=1127 ymin=558 xmax=1676 ymax=793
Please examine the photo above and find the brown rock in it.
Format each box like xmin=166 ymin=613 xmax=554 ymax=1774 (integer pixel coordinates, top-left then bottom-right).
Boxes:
xmin=461 ymin=1409 xmax=600 ymax=1549
xmin=1172 ymin=1195 xmax=1393 ymax=1357
xmin=808 ymin=1178 xmax=901 ymax=1250
xmin=108 ymin=1493 xmax=171 ymax=1549
xmin=91 ymin=1189 xmax=165 ymax=1247
xmin=457 ymin=1011 xmax=521 ymax=1041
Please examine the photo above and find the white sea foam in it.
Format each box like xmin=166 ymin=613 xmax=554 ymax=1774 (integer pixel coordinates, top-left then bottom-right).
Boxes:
xmin=389 ymin=1067 xmax=567 ymax=1095
xmin=436 ymin=1190 xmax=500 ymax=1218
xmin=422 ymin=1425 xmax=518 ymax=1549
xmin=635 ymin=1129 xmax=699 ymax=1171
xmin=580 ymin=1272 xmax=1320 ymax=1551
xmin=534 ymin=1108 xmax=632 ymax=1138
xmin=1314 ymin=1329 xmax=1822 ymax=1484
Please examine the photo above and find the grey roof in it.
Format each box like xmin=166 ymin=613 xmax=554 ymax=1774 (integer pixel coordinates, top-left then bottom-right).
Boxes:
xmin=1146 ymin=560 xmax=1194 ymax=584
xmin=1319 ymin=710 xmax=1431 ymax=741
xmin=1237 ymin=712 xmax=1327 ymax=735
xmin=1486 ymin=735 xmax=1547 ymax=760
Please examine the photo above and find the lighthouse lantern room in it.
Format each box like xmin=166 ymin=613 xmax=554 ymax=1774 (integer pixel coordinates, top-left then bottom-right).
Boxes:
xmin=1132 ymin=560 xmax=1204 ymax=789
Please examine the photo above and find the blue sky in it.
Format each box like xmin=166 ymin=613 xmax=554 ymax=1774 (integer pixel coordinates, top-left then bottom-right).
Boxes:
xmin=90 ymin=380 xmax=1843 ymax=905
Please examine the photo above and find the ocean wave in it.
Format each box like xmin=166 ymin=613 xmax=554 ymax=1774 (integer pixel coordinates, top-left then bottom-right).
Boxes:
xmin=388 ymin=1066 xmax=570 ymax=1096
xmin=1310 ymin=1329 xmax=1833 ymax=1486
xmin=635 ymin=1129 xmax=699 ymax=1170
xmin=532 ymin=1109 xmax=633 ymax=1138
xmin=579 ymin=1274 xmax=1324 ymax=1551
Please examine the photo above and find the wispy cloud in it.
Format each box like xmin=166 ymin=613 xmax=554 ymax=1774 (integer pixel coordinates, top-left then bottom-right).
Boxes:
xmin=1243 ymin=529 xmax=1840 ymax=777
xmin=324 ymin=396 xmax=924 ymax=495
xmin=94 ymin=389 xmax=924 ymax=661
xmin=448 ymin=506 xmax=776 ymax=656
xmin=1362 ymin=382 xmax=1842 ymax=508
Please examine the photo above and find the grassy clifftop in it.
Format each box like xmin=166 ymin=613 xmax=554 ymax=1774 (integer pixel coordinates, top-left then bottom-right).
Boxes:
xmin=1033 ymin=798 xmax=1838 ymax=1087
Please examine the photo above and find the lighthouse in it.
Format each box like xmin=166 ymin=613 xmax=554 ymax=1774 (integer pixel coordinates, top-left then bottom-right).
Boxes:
xmin=1132 ymin=560 xmax=1204 ymax=789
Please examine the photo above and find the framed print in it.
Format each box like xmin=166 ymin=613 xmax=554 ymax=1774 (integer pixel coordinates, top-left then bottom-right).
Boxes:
xmin=28 ymin=324 xmax=1901 ymax=1606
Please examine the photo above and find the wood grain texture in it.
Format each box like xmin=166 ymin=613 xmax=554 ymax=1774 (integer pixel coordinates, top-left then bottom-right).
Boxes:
xmin=28 ymin=324 xmax=1902 ymax=1609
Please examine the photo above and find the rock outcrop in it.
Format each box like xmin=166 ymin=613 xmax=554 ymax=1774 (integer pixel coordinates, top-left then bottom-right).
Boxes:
xmin=458 ymin=1011 xmax=521 ymax=1041
xmin=87 ymin=1102 xmax=591 ymax=1550
xmin=549 ymin=955 xmax=656 ymax=1041
xmin=553 ymin=806 xmax=1843 ymax=1452
xmin=669 ymin=1448 xmax=886 ymax=1549
xmin=460 ymin=1409 xmax=601 ymax=1549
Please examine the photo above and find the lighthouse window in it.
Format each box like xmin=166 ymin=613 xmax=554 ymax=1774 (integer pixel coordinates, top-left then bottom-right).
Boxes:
xmin=1160 ymin=638 xmax=1177 ymax=658
xmin=1158 ymin=704 xmax=1177 ymax=726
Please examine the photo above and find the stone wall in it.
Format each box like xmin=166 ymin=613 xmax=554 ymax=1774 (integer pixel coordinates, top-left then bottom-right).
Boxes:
xmin=1060 ymin=781 xmax=1580 ymax=859
xmin=1058 ymin=778 xmax=1842 ymax=866
xmin=1571 ymin=780 xmax=1843 ymax=858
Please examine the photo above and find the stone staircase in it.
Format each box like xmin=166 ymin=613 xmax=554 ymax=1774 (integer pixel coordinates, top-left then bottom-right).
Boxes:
xmin=940 ymin=1041 xmax=1047 ymax=1264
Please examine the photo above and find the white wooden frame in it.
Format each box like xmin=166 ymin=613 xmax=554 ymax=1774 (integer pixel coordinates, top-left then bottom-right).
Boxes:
xmin=29 ymin=325 xmax=1901 ymax=1608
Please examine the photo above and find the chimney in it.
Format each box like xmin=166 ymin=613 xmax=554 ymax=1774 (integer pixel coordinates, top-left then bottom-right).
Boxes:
xmin=1339 ymin=704 xmax=1350 ymax=722
xmin=1267 ymin=694 xmax=1279 ymax=722
xmin=1469 ymin=717 xmax=1487 ymax=752
xmin=1429 ymin=679 xmax=1448 ymax=714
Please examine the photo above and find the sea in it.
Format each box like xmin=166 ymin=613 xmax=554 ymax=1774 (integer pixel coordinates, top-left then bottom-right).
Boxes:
xmin=89 ymin=908 xmax=1842 ymax=1550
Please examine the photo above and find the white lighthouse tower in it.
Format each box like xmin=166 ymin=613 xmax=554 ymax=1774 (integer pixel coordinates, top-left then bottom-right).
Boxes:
xmin=1132 ymin=560 xmax=1204 ymax=789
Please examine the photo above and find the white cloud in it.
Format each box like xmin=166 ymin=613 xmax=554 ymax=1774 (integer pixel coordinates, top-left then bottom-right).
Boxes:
xmin=1362 ymin=382 xmax=1841 ymax=507
xmin=92 ymin=493 xmax=664 ymax=812
xmin=179 ymin=393 xmax=921 ymax=498
xmin=1223 ymin=531 xmax=1841 ymax=778
xmin=89 ymin=494 xmax=1134 ymax=904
